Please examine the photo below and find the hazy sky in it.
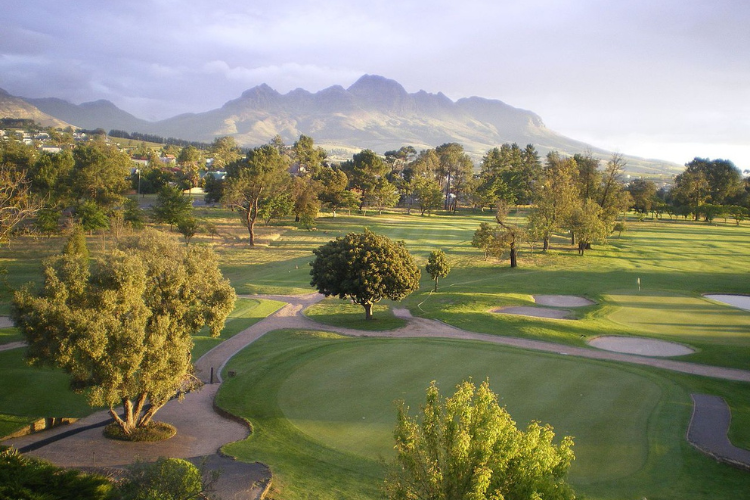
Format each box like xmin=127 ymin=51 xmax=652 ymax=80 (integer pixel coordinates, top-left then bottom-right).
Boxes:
xmin=3 ymin=0 xmax=749 ymax=170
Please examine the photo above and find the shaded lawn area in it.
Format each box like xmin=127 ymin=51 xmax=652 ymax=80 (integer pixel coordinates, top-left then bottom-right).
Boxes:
xmin=192 ymin=298 xmax=286 ymax=360
xmin=0 ymin=327 xmax=22 ymax=345
xmin=303 ymin=297 xmax=407 ymax=331
xmin=0 ymin=350 xmax=94 ymax=438
xmin=218 ymin=329 xmax=750 ymax=500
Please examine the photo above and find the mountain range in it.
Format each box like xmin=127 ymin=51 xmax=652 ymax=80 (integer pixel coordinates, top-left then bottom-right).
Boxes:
xmin=3 ymin=75 xmax=680 ymax=175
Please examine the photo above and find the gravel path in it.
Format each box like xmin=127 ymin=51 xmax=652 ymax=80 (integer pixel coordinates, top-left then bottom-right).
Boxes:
xmin=688 ymin=394 xmax=750 ymax=470
xmin=4 ymin=291 xmax=750 ymax=496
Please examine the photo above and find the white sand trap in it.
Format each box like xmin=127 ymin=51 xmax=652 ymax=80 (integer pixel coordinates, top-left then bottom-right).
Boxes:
xmin=589 ymin=336 xmax=695 ymax=357
xmin=533 ymin=295 xmax=595 ymax=307
xmin=494 ymin=306 xmax=570 ymax=320
xmin=704 ymin=294 xmax=750 ymax=312
xmin=0 ymin=317 xmax=13 ymax=329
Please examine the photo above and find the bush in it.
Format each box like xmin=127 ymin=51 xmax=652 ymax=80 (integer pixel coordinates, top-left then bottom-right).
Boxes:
xmin=0 ymin=446 xmax=114 ymax=500
xmin=103 ymin=422 xmax=176 ymax=442
xmin=119 ymin=457 xmax=213 ymax=500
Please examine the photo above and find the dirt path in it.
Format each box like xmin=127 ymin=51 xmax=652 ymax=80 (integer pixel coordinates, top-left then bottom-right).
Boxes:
xmin=4 ymin=292 xmax=750 ymax=496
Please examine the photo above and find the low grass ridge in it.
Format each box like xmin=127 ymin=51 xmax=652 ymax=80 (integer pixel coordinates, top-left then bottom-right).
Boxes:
xmin=217 ymin=329 xmax=750 ymax=500
xmin=304 ymin=297 xmax=407 ymax=330
xmin=191 ymin=298 xmax=286 ymax=360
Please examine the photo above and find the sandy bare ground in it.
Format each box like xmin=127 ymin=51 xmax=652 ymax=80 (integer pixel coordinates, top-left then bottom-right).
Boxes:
xmin=588 ymin=336 xmax=695 ymax=357
xmin=705 ymin=294 xmax=750 ymax=312
xmin=0 ymin=316 xmax=13 ymax=328
xmin=5 ymin=291 xmax=750 ymax=493
xmin=533 ymin=295 xmax=595 ymax=307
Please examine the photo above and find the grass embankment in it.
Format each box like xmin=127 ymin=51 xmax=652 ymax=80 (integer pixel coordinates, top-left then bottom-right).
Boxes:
xmin=191 ymin=298 xmax=286 ymax=360
xmin=304 ymin=298 xmax=407 ymax=331
xmin=218 ymin=329 xmax=750 ymax=500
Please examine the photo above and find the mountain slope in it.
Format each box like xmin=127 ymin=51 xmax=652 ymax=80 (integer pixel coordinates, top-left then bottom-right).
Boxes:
xmin=8 ymin=76 xmax=681 ymax=175
xmin=26 ymin=97 xmax=150 ymax=132
xmin=0 ymin=88 xmax=71 ymax=128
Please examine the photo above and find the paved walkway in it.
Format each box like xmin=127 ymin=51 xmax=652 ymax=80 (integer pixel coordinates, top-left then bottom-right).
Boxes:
xmin=688 ymin=394 xmax=750 ymax=470
xmin=3 ymin=293 xmax=750 ymax=498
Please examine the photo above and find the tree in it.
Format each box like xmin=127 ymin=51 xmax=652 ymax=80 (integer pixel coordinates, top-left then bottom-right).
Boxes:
xmin=176 ymin=146 xmax=204 ymax=189
xmin=494 ymin=201 xmax=525 ymax=268
xmin=425 ymin=249 xmax=450 ymax=291
xmin=177 ymin=216 xmax=199 ymax=245
xmin=529 ymin=152 xmax=580 ymax=251
xmin=436 ymin=143 xmax=474 ymax=211
xmin=411 ymin=177 xmax=444 ymax=216
xmin=385 ymin=379 xmax=576 ymax=500
xmin=341 ymin=149 xmax=389 ymax=212
xmin=151 ymin=185 xmax=194 ymax=229
xmin=310 ymin=229 xmax=421 ymax=320
xmin=471 ymin=222 xmax=502 ymax=261
xmin=75 ymin=199 xmax=109 ymax=233
xmin=70 ymin=142 xmax=131 ymax=209
xmin=569 ymin=200 xmax=608 ymax=255
xmin=293 ymin=134 xmax=326 ymax=176
xmin=627 ymin=178 xmax=658 ymax=214
xmin=209 ymin=136 xmax=242 ymax=171
xmin=0 ymin=165 xmax=40 ymax=245
xmin=223 ymin=144 xmax=291 ymax=246
xmin=11 ymin=229 xmax=236 ymax=437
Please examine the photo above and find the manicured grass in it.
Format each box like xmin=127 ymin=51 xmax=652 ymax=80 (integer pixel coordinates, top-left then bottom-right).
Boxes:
xmin=0 ymin=350 xmax=95 ymax=436
xmin=604 ymin=292 xmax=750 ymax=367
xmin=217 ymin=329 xmax=750 ymax=500
xmin=304 ymin=297 xmax=407 ymax=331
xmin=191 ymin=298 xmax=286 ymax=360
xmin=0 ymin=327 xmax=22 ymax=345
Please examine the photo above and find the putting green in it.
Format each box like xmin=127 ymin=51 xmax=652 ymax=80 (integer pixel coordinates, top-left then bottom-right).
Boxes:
xmin=606 ymin=293 xmax=750 ymax=345
xmin=277 ymin=340 xmax=663 ymax=482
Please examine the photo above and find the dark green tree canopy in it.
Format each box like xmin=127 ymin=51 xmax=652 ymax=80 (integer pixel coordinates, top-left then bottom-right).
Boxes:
xmin=309 ymin=229 xmax=421 ymax=320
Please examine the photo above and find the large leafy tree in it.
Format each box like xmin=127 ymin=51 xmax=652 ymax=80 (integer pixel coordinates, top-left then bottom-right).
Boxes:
xmin=70 ymin=142 xmax=132 ymax=208
xmin=385 ymin=379 xmax=576 ymax=500
xmin=310 ymin=229 xmax=421 ymax=320
xmin=436 ymin=143 xmax=474 ymax=211
xmin=528 ymin=153 xmax=579 ymax=251
xmin=11 ymin=230 xmax=236 ymax=436
xmin=223 ymin=144 xmax=291 ymax=246
xmin=342 ymin=149 xmax=389 ymax=211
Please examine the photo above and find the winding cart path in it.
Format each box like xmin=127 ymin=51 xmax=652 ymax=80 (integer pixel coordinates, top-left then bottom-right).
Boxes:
xmin=4 ymin=293 xmax=750 ymax=499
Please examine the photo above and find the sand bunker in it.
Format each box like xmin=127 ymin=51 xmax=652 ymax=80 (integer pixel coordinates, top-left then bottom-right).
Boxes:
xmin=0 ymin=317 xmax=13 ymax=329
xmin=704 ymin=294 xmax=750 ymax=312
xmin=533 ymin=295 xmax=595 ymax=307
xmin=494 ymin=307 xmax=570 ymax=320
xmin=589 ymin=336 xmax=695 ymax=357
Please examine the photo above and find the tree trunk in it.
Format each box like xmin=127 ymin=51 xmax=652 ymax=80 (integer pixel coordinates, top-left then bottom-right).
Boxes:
xmin=434 ymin=277 xmax=439 ymax=292
xmin=570 ymin=231 xmax=576 ymax=245
xmin=248 ymin=199 xmax=258 ymax=246
xmin=363 ymin=301 xmax=374 ymax=320
xmin=509 ymin=247 xmax=518 ymax=268
xmin=543 ymin=237 xmax=549 ymax=251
